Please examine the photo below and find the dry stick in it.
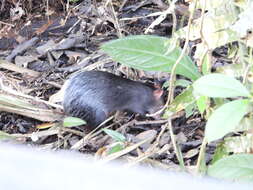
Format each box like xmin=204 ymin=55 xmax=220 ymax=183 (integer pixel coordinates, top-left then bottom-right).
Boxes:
xmin=1 ymin=83 xmax=62 ymax=109
xmin=57 ymin=56 xmax=92 ymax=72
xmin=61 ymin=127 xmax=85 ymax=137
xmin=168 ymin=119 xmax=185 ymax=170
xmin=0 ymin=0 xmax=5 ymax=11
xmin=195 ymin=0 xmax=208 ymax=174
xmin=67 ymin=19 xmax=81 ymax=34
xmin=6 ymin=37 xmax=39 ymax=61
xmin=0 ymin=103 xmax=62 ymax=122
xmin=119 ymin=0 xmax=128 ymax=11
xmin=134 ymin=119 xmax=167 ymax=125
xmin=0 ymin=20 xmax=14 ymax=27
xmin=144 ymin=4 xmax=175 ymax=34
xmin=70 ymin=116 xmax=114 ymax=150
xmin=196 ymin=137 xmax=207 ymax=174
xmin=141 ymin=2 xmax=191 ymax=168
xmin=171 ymin=3 xmax=177 ymax=38
xmin=146 ymin=2 xmax=179 ymax=118
xmin=126 ymin=144 xmax=169 ymax=167
xmin=167 ymin=6 xmax=195 ymax=104
xmin=93 ymin=120 xmax=135 ymax=148
xmin=100 ymin=138 xmax=152 ymax=163
xmin=165 ymin=1 xmax=197 ymax=170
xmin=0 ymin=59 xmax=40 ymax=77
xmin=146 ymin=2 xmax=178 ymax=119
xmin=243 ymin=47 xmax=253 ymax=84
xmin=106 ymin=0 xmax=122 ymax=38
xmin=11 ymin=128 xmax=60 ymax=139
xmin=198 ymin=0 xmax=210 ymax=71
xmin=46 ymin=0 xmax=49 ymax=18
xmin=126 ymin=123 xmax=169 ymax=167
xmin=66 ymin=0 xmax=70 ymax=12
xmin=80 ymin=58 xmax=112 ymax=72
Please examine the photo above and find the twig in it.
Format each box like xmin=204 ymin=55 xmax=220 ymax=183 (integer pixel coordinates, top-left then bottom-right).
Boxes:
xmin=126 ymin=120 xmax=172 ymax=167
xmin=0 ymin=59 xmax=40 ymax=78
xmin=198 ymin=0 xmax=211 ymax=71
xmin=6 ymin=37 xmax=39 ymax=62
xmin=134 ymin=119 xmax=167 ymax=125
xmin=70 ymin=116 xmax=114 ymax=150
xmin=243 ymin=47 xmax=253 ymax=84
xmin=100 ymin=138 xmax=152 ymax=163
xmin=0 ymin=21 xmax=14 ymax=27
xmin=0 ymin=81 xmax=62 ymax=109
xmin=167 ymin=2 xmax=196 ymax=104
xmin=199 ymin=0 xmax=208 ymax=48
xmin=196 ymin=137 xmax=207 ymax=174
xmin=144 ymin=2 xmax=176 ymax=34
xmin=146 ymin=2 xmax=196 ymax=118
xmin=106 ymin=0 xmax=122 ymax=38
xmin=168 ymin=119 xmax=185 ymax=170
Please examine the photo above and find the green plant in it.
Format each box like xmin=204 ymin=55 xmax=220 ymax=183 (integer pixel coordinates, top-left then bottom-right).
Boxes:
xmin=63 ymin=117 xmax=86 ymax=127
xmin=69 ymin=0 xmax=80 ymax=3
xmin=102 ymin=35 xmax=201 ymax=80
xmin=102 ymin=129 xmax=126 ymax=154
xmin=101 ymin=0 xmax=253 ymax=181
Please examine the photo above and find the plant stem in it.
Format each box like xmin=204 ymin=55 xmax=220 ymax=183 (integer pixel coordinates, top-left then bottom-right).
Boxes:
xmin=167 ymin=1 xmax=197 ymax=105
xmin=168 ymin=119 xmax=186 ymax=171
xmin=196 ymin=136 xmax=207 ymax=174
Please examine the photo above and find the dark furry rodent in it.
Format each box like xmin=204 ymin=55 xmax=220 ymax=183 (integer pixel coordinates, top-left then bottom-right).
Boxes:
xmin=63 ymin=71 xmax=163 ymax=127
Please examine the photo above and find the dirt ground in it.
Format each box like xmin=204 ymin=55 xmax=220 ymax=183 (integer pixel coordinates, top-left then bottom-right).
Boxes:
xmin=0 ymin=0 xmax=218 ymax=170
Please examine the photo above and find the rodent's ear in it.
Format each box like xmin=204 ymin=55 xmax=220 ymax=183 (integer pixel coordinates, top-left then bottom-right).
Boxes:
xmin=153 ymin=89 xmax=163 ymax=99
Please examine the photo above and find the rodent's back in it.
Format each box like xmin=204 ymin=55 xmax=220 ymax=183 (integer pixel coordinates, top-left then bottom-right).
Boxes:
xmin=63 ymin=71 xmax=162 ymax=127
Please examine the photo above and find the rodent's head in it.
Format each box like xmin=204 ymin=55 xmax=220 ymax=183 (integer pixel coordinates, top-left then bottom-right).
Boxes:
xmin=146 ymin=87 xmax=164 ymax=117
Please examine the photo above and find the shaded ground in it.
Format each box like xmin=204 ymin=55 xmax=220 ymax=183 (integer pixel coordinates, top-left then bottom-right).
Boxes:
xmin=0 ymin=0 xmax=217 ymax=170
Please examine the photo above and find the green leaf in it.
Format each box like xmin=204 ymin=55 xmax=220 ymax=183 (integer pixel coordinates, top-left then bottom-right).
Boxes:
xmin=178 ymin=2 xmax=238 ymax=49
xmin=101 ymin=35 xmax=201 ymax=80
xmin=184 ymin=103 xmax=196 ymax=118
xmin=175 ymin=79 xmax=192 ymax=87
xmin=163 ymin=79 xmax=191 ymax=88
xmin=63 ymin=117 xmax=86 ymax=127
xmin=219 ymin=135 xmax=253 ymax=159
xmin=205 ymin=99 xmax=249 ymax=142
xmin=211 ymin=141 xmax=229 ymax=164
xmin=193 ymin=74 xmax=251 ymax=98
xmin=0 ymin=131 xmax=14 ymax=141
xmin=196 ymin=96 xmax=208 ymax=114
xmin=107 ymin=143 xmax=124 ymax=155
xmin=163 ymin=86 xmax=196 ymax=118
xmin=201 ymin=52 xmax=211 ymax=75
xmin=208 ymin=154 xmax=253 ymax=182
xmin=103 ymin=129 xmax=126 ymax=142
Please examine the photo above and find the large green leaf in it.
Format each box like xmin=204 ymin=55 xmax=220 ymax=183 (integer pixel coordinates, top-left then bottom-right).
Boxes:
xmin=205 ymin=99 xmax=249 ymax=142
xmin=208 ymin=154 xmax=253 ymax=182
xmin=101 ymin=35 xmax=201 ymax=80
xmin=193 ymin=74 xmax=251 ymax=98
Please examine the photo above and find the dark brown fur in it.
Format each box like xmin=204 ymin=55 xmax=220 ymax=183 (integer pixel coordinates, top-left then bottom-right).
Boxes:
xmin=63 ymin=71 xmax=163 ymax=127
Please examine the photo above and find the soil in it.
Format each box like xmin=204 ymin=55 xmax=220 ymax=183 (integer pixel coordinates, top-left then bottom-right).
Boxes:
xmin=0 ymin=0 xmax=218 ymax=170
